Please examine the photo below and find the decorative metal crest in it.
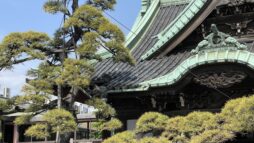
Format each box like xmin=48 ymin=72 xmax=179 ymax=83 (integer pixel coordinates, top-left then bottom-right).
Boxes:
xmin=219 ymin=0 xmax=254 ymax=6
xmin=194 ymin=71 xmax=247 ymax=89
xmin=192 ymin=24 xmax=247 ymax=54
xmin=229 ymin=0 xmax=247 ymax=6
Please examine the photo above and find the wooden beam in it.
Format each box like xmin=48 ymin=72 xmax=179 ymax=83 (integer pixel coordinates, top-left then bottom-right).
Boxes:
xmin=206 ymin=12 xmax=254 ymax=24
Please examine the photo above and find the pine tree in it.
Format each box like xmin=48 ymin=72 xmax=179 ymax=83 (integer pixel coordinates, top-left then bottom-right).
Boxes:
xmin=105 ymin=95 xmax=254 ymax=143
xmin=0 ymin=0 xmax=134 ymax=142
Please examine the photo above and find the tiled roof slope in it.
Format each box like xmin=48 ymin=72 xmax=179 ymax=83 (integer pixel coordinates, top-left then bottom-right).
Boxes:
xmin=94 ymin=50 xmax=191 ymax=90
xmin=94 ymin=42 xmax=254 ymax=90
xmin=132 ymin=4 xmax=187 ymax=60
xmin=93 ymin=4 xmax=189 ymax=90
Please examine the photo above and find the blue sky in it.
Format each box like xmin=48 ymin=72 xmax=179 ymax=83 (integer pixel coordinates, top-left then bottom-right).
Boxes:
xmin=0 ymin=0 xmax=141 ymax=96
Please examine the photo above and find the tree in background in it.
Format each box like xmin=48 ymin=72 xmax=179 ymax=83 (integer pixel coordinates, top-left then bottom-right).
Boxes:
xmin=0 ymin=0 xmax=134 ymax=142
xmin=104 ymin=95 xmax=254 ymax=143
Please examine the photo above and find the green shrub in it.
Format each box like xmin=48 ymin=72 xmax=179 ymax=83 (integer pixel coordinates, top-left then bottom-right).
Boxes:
xmin=162 ymin=116 xmax=186 ymax=140
xmin=220 ymin=96 xmax=254 ymax=132
xmin=25 ymin=124 xmax=49 ymax=139
xmin=105 ymin=95 xmax=254 ymax=143
xmin=139 ymin=137 xmax=170 ymax=143
xmin=190 ymin=129 xmax=235 ymax=143
xmin=43 ymin=108 xmax=77 ymax=134
xmin=162 ymin=112 xmax=214 ymax=141
xmin=103 ymin=131 xmax=136 ymax=143
xmin=135 ymin=112 xmax=168 ymax=136
xmin=98 ymin=118 xmax=123 ymax=131
xmin=184 ymin=112 xmax=215 ymax=136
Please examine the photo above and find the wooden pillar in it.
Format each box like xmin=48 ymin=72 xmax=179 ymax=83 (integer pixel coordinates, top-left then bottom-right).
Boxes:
xmin=13 ymin=125 xmax=19 ymax=143
xmin=74 ymin=129 xmax=77 ymax=141
xmin=87 ymin=122 xmax=90 ymax=139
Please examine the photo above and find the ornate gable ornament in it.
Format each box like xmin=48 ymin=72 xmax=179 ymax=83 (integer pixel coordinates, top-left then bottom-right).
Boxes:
xmin=192 ymin=24 xmax=247 ymax=54
xmin=218 ymin=0 xmax=254 ymax=6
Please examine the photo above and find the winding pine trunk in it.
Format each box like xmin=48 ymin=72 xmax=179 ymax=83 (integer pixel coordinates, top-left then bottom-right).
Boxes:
xmin=56 ymin=84 xmax=62 ymax=143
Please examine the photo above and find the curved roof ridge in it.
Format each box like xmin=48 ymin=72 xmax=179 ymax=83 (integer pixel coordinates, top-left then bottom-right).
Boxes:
xmin=141 ymin=0 xmax=209 ymax=60
xmin=161 ymin=0 xmax=191 ymax=6
xmin=125 ymin=0 xmax=160 ymax=48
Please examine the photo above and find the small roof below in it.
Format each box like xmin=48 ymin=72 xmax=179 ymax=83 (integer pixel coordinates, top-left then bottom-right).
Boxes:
xmin=4 ymin=112 xmax=97 ymax=123
xmin=4 ymin=112 xmax=30 ymax=117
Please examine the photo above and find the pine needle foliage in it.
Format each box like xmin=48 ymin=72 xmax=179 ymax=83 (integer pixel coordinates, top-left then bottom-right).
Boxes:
xmin=0 ymin=99 xmax=14 ymax=111
xmin=56 ymin=59 xmax=94 ymax=87
xmin=103 ymin=131 xmax=137 ymax=143
xmin=64 ymin=4 xmax=135 ymax=64
xmin=184 ymin=112 xmax=215 ymax=136
xmin=0 ymin=31 xmax=49 ymax=69
xmin=106 ymin=95 xmax=254 ymax=143
xmin=139 ymin=137 xmax=171 ymax=143
xmin=190 ymin=129 xmax=235 ymax=143
xmin=43 ymin=108 xmax=77 ymax=134
xmin=162 ymin=116 xmax=187 ymax=141
xmin=220 ymin=95 xmax=254 ymax=132
xmin=15 ymin=95 xmax=48 ymax=106
xmin=0 ymin=0 xmax=134 ymax=141
xmin=21 ymin=108 xmax=77 ymax=139
xmin=14 ymin=114 xmax=33 ymax=125
xmin=25 ymin=123 xmax=49 ymax=139
xmin=87 ymin=0 xmax=116 ymax=10
xmin=86 ymin=98 xmax=116 ymax=119
xmin=135 ymin=112 xmax=168 ymax=136
xmin=43 ymin=0 xmax=68 ymax=14
xmin=97 ymin=118 xmax=123 ymax=131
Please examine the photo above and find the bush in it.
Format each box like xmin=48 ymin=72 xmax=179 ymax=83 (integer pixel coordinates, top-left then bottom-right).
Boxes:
xmin=162 ymin=112 xmax=215 ymax=141
xmin=139 ymin=137 xmax=170 ymax=143
xmin=25 ymin=123 xmax=49 ymax=139
xmin=106 ymin=95 xmax=254 ymax=143
xmin=190 ymin=129 xmax=235 ymax=143
xmin=43 ymin=108 xmax=77 ymax=134
xmin=162 ymin=116 xmax=187 ymax=141
xmin=135 ymin=112 xmax=168 ymax=136
xmin=220 ymin=96 xmax=254 ymax=132
xmin=184 ymin=112 xmax=215 ymax=136
xmin=97 ymin=118 xmax=123 ymax=131
xmin=103 ymin=131 xmax=136 ymax=143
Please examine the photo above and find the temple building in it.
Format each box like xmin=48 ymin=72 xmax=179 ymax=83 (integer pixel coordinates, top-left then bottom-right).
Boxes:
xmin=93 ymin=0 xmax=254 ymax=136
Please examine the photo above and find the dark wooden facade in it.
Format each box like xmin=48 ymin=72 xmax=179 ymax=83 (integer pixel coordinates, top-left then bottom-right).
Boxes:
xmin=93 ymin=0 xmax=254 ymax=142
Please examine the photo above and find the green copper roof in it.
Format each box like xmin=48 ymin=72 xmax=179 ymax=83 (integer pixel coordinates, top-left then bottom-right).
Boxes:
xmin=98 ymin=0 xmax=193 ymax=58
xmin=125 ymin=0 xmax=160 ymax=48
xmin=141 ymin=0 xmax=208 ymax=60
xmin=161 ymin=0 xmax=191 ymax=5
xmin=108 ymin=25 xmax=253 ymax=93
xmin=110 ymin=49 xmax=254 ymax=93
xmin=126 ymin=0 xmax=192 ymax=49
